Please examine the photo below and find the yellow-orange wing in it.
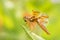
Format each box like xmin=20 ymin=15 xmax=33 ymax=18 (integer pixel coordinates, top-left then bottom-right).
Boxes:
xmin=36 ymin=15 xmax=50 ymax=35
xmin=23 ymin=13 xmax=36 ymax=31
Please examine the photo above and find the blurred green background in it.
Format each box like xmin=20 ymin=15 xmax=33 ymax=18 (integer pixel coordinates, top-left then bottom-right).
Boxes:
xmin=0 ymin=0 xmax=60 ymax=40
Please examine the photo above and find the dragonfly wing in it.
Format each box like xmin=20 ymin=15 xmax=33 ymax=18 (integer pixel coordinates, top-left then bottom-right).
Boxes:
xmin=37 ymin=19 xmax=50 ymax=35
xmin=27 ymin=20 xmax=36 ymax=31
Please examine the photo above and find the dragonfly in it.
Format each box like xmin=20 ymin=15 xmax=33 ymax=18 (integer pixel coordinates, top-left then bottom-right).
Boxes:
xmin=23 ymin=10 xmax=50 ymax=35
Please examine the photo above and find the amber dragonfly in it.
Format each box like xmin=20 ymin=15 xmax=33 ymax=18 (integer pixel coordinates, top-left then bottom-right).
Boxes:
xmin=23 ymin=10 xmax=50 ymax=35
